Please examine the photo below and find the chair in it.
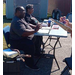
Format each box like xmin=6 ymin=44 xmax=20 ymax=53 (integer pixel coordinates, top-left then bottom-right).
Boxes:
xmin=3 ymin=26 xmax=24 ymax=54
xmin=3 ymin=26 xmax=10 ymax=48
xmin=61 ymin=44 xmax=72 ymax=74
xmin=61 ymin=13 xmax=72 ymax=74
xmin=61 ymin=56 xmax=72 ymax=75
xmin=3 ymin=26 xmax=20 ymax=75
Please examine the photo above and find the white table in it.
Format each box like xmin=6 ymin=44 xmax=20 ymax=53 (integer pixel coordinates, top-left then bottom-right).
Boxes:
xmin=34 ymin=25 xmax=67 ymax=69
xmin=34 ymin=25 xmax=67 ymax=37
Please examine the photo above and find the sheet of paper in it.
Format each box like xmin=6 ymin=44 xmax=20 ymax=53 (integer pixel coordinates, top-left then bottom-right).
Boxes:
xmin=41 ymin=23 xmax=48 ymax=27
xmin=49 ymin=26 xmax=67 ymax=37
xmin=37 ymin=27 xmax=51 ymax=33
xmin=52 ymin=25 xmax=59 ymax=29
xmin=34 ymin=27 xmax=51 ymax=36
xmin=37 ymin=29 xmax=49 ymax=33
xmin=41 ymin=27 xmax=51 ymax=30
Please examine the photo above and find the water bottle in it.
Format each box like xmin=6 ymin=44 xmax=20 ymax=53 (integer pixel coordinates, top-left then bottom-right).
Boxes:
xmin=48 ymin=18 xmax=51 ymax=27
xmin=63 ymin=18 xmax=66 ymax=24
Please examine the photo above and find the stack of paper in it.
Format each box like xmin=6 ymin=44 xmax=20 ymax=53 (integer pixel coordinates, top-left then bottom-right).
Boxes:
xmin=41 ymin=23 xmax=48 ymax=27
xmin=34 ymin=27 xmax=51 ymax=36
xmin=38 ymin=27 xmax=51 ymax=33
xmin=52 ymin=25 xmax=59 ymax=29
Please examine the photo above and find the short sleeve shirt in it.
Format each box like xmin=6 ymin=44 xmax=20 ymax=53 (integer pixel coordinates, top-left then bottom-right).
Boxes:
xmin=10 ymin=16 xmax=34 ymax=40
xmin=25 ymin=13 xmax=38 ymax=25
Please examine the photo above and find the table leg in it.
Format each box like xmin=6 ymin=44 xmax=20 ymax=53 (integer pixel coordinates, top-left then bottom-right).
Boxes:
xmin=43 ymin=36 xmax=61 ymax=49
xmin=35 ymin=37 xmax=60 ymax=70
xmin=59 ymin=40 xmax=62 ymax=47
xmin=43 ymin=36 xmax=53 ymax=49
xmin=53 ymin=37 xmax=60 ymax=69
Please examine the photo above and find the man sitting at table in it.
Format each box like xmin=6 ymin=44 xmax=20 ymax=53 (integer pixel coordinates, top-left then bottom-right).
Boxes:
xmin=9 ymin=6 xmax=41 ymax=70
xmin=24 ymin=4 xmax=43 ymax=56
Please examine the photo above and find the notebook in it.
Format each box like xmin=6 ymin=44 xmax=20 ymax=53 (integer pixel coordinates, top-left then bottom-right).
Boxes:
xmin=37 ymin=27 xmax=51 ymax=33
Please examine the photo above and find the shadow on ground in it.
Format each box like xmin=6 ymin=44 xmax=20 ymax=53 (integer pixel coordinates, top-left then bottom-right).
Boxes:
xmin=20 ymin=56 xmax=54 ymax=75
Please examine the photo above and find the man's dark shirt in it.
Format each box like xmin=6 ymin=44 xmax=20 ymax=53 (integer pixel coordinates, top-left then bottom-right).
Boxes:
xmin=10 ymin=16 xmax=34 ymax=40
xmin=25 ymin=13 xmax=42 ymax=55
xmin=25 ymin=13 xmax=38 ymax=25
xmin=9 ymin=16 xmax=35 ymax=67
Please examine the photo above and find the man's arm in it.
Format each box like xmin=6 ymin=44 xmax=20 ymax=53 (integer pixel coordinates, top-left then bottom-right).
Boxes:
xmin=22 ymin=24 xmax=41 ymax=37
xmin=29 ymin=24 xmax=36 ymax=29
xmin=13 ymin=21 xmax=40 ymax=37
xmin=29 ymin=23 xmax=42 ymax=28
xmin=60 ymin=16 xmax=72 ymax=37
xmin=22 ymin=29 xmax=36 ymax=37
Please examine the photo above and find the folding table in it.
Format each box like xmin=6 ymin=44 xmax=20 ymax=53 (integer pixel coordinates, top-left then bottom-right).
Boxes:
xmin=34 ymin=25 xmax=67 ymax=69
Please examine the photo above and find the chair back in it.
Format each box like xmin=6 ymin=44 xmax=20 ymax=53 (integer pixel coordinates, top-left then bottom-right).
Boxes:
xmin=3 ymin=26 xmax=10 ymax=47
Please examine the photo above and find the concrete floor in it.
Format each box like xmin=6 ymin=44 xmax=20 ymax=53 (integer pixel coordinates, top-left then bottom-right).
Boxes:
xmin=20 ymin=33 xmax=72 ymax=75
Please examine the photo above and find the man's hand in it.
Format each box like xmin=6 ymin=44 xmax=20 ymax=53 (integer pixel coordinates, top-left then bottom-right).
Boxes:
xmin=35 ymin=24 xmax=42 ymax=32
xmin=60 ymin=16 xmax=66 ymax=23
xmin=17 ymin=54 xmax=31 ymax=62
xmin=17 ymin=54 xmax=31 ymax=58
xmin=60 ymin=16 xmax=72 ymax=37
xmin=60 ymin=16 xmax=72 ymax=28
xmin=11 ymin=49 xmax=20 ymax=54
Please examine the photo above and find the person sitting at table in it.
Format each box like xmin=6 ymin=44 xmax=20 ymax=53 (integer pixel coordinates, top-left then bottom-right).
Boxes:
xmin=9 ymin=6 xmax=41 ymax=70
xmin=60 ymin=16 xmax=72 ymax=56
xmin=52 ymin=8 xmax=61 ymax=20
xmin=24 ymin=4 xmax=43 ymax=56
xmin=60 ymin=16 xmax=72 ymax=37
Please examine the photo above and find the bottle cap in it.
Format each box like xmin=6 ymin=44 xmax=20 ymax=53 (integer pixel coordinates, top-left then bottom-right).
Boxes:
xmin=48 ymin=20 xmax=51 ymax=23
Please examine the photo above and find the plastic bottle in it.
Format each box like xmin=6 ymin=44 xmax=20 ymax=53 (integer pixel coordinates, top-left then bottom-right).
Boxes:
xmin=63 ymin=18 xmax=66 ymax=24
xmin=48 ymin=18 xmax=51 ymax=27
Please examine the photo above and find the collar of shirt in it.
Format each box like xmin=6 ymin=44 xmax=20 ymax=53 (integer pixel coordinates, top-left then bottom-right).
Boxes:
xmin=25 ymin=13 xmax=32 ymax=18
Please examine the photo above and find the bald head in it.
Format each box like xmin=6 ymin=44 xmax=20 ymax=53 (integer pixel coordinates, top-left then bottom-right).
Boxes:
xmin=15 ymin=6 xmax=25 ymax=13
xmin=15 ymin=6 xmax=25 ymax=19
